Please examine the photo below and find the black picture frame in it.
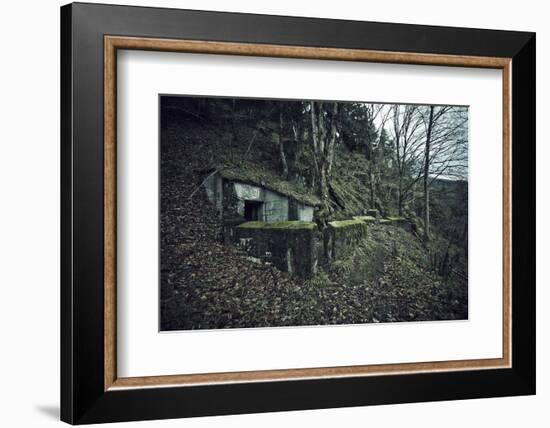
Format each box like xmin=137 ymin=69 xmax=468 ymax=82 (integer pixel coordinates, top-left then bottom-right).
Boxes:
xmin=61 ymin=2 xmax=535 ymax=424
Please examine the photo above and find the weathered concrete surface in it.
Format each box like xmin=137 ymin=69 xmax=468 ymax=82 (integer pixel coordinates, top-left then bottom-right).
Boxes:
xmin=261 ymin=187 xmax=289 ymax=222
xmin=222 ymin=180 xmax=242 ymax=219
xmin=327 ymin=219 xmax=369 ymax=261
xmin=203 ymin=173 xmax=223 ymax=219
xmin=204 ymin=172 xmax=314 ymax=223
xmin=234 ymin=181 xmax=262 ymax=201
xmin=235 ymin=221 xmax=319 ymax=277
xmin=366 ymin=209 xmax=380 ymax=218
xmin=289 ymin=199 xmax=314 ymax=222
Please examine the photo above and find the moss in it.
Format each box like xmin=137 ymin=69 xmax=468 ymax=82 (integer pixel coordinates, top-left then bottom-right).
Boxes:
xmin=218 ymin=165 xmax=321 ymax=206
xmin=328 ymin=219 xmax=369 ymax=260
xmin=329 ymin=149 xmax=375 ymax=216
xmin=267 ymin=221 xmax=317 ymax=230
xmin=329 ymin=219 xmax=366 ymax=228
xmin=386 ymin=216 xmax=406 ymax=221
xmin=237 ymin=221 xmax=266 ymax=229
xmin=237 ymin=220 xmax=316 ymax=230
xmin=352 ymin=215 xmax=376 ymax=223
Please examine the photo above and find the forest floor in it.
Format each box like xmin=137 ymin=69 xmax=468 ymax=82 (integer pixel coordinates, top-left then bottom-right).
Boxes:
xmin=160 ymin=117 xmax=468 ymax=331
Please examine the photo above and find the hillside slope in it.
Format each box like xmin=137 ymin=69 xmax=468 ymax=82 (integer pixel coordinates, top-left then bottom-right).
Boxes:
xmin=160 ymin=114 xmax=468 ymax=330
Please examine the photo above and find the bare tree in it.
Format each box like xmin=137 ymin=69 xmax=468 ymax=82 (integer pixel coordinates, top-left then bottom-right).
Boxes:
xmin=422 ymin=106 xmax=435 ymax=240
xmin=277 ymin=105 xmax=289 ymax=178
xmin=389 ymin=104 xmax=425 ymax=216
xmin=310 ymin=101 xmax=339 ymax=226
xmin=420 ymin=105 xmax=468 ymax=240
xmin=364 ymin=104 xmax=392 ymax=209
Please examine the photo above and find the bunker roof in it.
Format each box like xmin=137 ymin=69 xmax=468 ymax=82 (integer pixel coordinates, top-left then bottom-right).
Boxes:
xmin=216 ymin=165 xmax=321 ymax=207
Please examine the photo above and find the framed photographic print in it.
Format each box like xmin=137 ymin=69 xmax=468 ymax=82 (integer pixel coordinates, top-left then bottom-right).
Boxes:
xmin=60 ymin=2 xmax=535 ymax=424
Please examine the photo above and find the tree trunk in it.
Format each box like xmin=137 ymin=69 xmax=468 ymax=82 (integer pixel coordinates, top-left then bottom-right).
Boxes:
xmin=310 ymin=101 xmax=339 ymax=264
xmin=397 ymin=175 xmax=404 ymax=216
xmin=278 ymin=108 xmax=289 ymax=178
xmin=423 ymin=106 xmax=434 ymax=241
xmin=367 ymin=139 xmax=376 ymax=208
xmin=369 ymin=169 xmax=375 ymax=207
xmin=230 ymin=99 xmax=237 ymax=162
xmin=319 ymin=166 xmax=330 ymax=218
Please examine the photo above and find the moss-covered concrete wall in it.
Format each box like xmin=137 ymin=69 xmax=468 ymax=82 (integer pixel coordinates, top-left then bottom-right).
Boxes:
xmin=352 ymin=215 xmax=377 ymax=224
xmin=233 ymin=218 xmax=372 ymax=276
xmin=235 ymin=221 xmax=319 ymax=277
xmin=327 ymin=219 xmax=369 ymax=261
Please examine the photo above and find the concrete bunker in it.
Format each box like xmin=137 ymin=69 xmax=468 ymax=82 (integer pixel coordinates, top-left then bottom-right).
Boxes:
xmin=203 ymin=168 xmax=319 ymax=223
xmin=202 ymin=168 xmax=415 ymax=278
xmin=234 ymin=221 xmax=320 ymax=278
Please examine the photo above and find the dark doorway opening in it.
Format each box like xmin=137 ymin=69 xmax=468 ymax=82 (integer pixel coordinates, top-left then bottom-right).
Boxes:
xmin=244 ymin=200 xmax=263 ymax=221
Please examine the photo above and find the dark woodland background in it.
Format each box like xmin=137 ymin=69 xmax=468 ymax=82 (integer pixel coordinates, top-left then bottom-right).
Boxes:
xmin=160 ymin=96 xmax=468 ymax=331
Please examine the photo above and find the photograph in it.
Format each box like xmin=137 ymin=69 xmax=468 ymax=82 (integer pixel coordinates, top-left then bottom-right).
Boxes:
xmin=53 ymin=2 xmax=536 ymax=425
xmin=160 ymin=95 xmax=469 ymax=331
